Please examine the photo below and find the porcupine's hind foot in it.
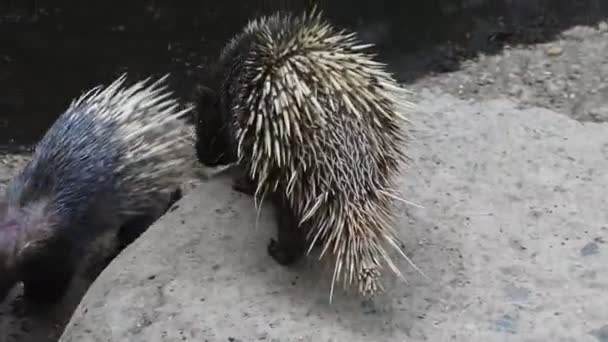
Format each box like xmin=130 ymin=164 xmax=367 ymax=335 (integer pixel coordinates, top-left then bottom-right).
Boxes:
xmin=268 ymin=198 xmax=307 ymax=266
xmin=20 ymin=239 xmax=78 ymax=305
xmin=232 ymin=173 xmax=306 ymax=264
xmin=232 ymin=173 xmax=257 ymax=196
xmin=116 ymin=187 xmax=183 ymax=250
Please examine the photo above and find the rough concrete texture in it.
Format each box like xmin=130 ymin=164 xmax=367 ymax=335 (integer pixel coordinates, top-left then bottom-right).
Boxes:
xmin=58 ymin=89 xmax=608 ymax=342
xmin=416 ymin=22 xmax=608 ymax=123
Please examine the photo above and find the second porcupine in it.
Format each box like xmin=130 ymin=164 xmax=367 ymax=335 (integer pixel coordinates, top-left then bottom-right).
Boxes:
xmin=0 ymin=74 xmax=194 ymax=304
xmin=196 ymin=9 xmax=422 ymax=299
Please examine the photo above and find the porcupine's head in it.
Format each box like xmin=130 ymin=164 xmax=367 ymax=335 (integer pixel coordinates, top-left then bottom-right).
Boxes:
xmin=193 ymin=15 xmax=289 ymax=169
xmin=214 ymin=10 xmax=310 ymax=189
xmin=0 ymin=193 xmax=56 ymax=302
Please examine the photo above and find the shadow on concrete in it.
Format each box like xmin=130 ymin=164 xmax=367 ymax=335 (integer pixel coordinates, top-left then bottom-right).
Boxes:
xmin=0 ymin=0 xmax=607 ymax=150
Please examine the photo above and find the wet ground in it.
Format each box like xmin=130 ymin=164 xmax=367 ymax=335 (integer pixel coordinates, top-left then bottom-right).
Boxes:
xmin=0 ymin=0 xmax=607 ymax=341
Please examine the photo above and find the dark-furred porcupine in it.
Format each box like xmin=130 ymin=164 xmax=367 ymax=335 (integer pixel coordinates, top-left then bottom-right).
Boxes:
xmin=0 ymin=74 xmax=194 ymax=304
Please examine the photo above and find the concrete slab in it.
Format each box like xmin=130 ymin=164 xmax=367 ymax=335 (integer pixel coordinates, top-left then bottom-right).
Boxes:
xmin=59 ymin=90 xmax=608 ymax=342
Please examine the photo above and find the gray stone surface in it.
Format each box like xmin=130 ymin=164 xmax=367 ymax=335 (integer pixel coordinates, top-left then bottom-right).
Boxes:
xmin=59 ymin=90 xmax=608 ymax=341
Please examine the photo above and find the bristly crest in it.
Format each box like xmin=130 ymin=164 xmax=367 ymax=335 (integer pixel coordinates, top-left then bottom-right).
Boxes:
xmin=1 ymin=73 xmax=194 ymax=240
xmin=0 ymin=74 xmax=195 ymax=302
xmin=58 ymin=74 xmax=195 ymax=215
xmin=220 ymin=7 xmax=420 ymax=300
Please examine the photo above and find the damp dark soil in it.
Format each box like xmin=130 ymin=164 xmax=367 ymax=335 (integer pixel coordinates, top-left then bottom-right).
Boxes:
xmin=1 ymin=0 xmax=607 ymax=151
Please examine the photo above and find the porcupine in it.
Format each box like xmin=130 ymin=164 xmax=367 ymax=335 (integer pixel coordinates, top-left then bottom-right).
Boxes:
xmin=0 ymin=74 xmax=193 ymax=304
xmin=195 ymin=8 xmax=422 ymax=299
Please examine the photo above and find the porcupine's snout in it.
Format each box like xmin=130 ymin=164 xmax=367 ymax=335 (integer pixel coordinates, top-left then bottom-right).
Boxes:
xmin=0 ymin=193 xmax=72 ymax=304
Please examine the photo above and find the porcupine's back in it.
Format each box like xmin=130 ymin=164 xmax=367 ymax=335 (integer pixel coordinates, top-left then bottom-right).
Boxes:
xmin=4 ymin=74 xmax=193 ymax=235
xmin=219 ymin=9 xmax=416 ymax=296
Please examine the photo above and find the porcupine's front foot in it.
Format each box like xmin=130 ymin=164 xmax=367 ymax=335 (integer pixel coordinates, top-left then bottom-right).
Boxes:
xmin=22 ymin=265 xmax=75 ymax=305
xmin=116 ymin=187 xmax=183 ymax=250
xmin=268 ymin=198 xmax=307 ymax=266
xmin=20 ymin=239 xmax=78 ymax=305
xmin=232 ymin=173 xmax=257 ymax=196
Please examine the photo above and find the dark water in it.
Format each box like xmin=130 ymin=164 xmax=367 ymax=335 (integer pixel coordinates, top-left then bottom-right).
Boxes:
xmin=1 ymin=0 xmax=606 ymax=150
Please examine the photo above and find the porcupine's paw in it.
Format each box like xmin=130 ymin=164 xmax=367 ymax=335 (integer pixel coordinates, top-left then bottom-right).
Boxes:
xmin=232 ymin=175 xmax=256 ymax=196
xmin=116 ymin=187 xmax=183 ymax=251
xmin=268 ymin=201 xmax=307 ymax=266
xmin=268 ymin=238 xmax=301 ymax=265
xmin=116 ymin=214 xmax=157 ymax=250
xmin=167 ymin=187 xmax=183 ymax=209
xmin=21 ymin=248 xmax=76 ymax=305
xmin=23 ymin=269 xmax=73 ymax=305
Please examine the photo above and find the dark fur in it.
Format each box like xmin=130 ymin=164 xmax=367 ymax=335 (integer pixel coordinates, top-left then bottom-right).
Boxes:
xmin=192 ymin=85 xmax=236 ymax=167
xmin=0 ymin=187 xmax=181 ymax=305
xmin=192 ymin=80 xmax=303 ymax=260
xmin=231 ymin=172 xmax=307 ymax=265
xmin=115 ymin=187 xmax=183 ymax=251
xmin=194 ymin=16 xmax=329 ymax=267
xmin=195 ymin=85 xmax=308 ymax=265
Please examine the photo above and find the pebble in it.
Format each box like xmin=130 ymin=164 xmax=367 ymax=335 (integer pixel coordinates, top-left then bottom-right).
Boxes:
xmin=581 ymin=242 xmax=599 ymax=256
xmin=592 ymin=325 xmax=608 ymax=342
xmin=546 ymin=46 xmax=563 ymax=56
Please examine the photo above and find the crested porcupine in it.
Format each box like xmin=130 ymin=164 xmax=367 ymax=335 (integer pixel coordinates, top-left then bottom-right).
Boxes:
xmin=0 ymin=74 xmax=194 ymax=304
xmin=195 ymin=8 xmax=422 ymax=299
